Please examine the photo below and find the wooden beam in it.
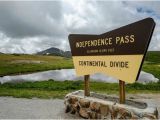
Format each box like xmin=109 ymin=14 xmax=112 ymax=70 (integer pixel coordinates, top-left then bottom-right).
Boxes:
xmin=84 ymin=75 xmax=90 ymax=96
xmin=119 ymin=80 xmax=125 ymax=104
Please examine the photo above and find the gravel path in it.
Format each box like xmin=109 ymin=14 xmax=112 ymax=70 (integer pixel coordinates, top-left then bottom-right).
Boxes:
xmin=0 ymin=94 xmax=159 ymax=119
xmin=0 ymin=97 xmax=80 ymax=119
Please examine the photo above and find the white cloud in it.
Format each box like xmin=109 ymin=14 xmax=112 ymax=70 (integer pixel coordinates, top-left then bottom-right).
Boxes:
xmin=0 ymin=1 xmax=159 ymax=53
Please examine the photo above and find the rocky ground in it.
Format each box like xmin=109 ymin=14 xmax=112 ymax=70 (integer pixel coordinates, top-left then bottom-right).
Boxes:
xmin=0 ymin=94 xmax=159 ymax=119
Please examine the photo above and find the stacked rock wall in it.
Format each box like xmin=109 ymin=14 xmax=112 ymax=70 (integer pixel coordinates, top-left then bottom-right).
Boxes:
xmin=64 ymin=90 xmax=158 ymax=119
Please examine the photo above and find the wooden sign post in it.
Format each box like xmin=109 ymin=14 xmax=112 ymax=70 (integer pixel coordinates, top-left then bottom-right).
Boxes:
xmin=84 ymin=75 xmax=90 ymax=96
xmin=119 ymin=80 xmax=125 ymax=104
xmin=68 ymin=18 xmax=155 ymax=104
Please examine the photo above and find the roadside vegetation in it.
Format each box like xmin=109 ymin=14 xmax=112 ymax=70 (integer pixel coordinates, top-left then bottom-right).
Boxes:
xmin=0 ymin=80 xmax=159 ymax=99
xmin=142 ymin=51 xmax=160 ymax=80
xmin=0 ymin=54 xmax=73 ymax=76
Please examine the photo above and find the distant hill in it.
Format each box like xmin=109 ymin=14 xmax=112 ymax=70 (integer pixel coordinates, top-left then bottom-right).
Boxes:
xmin=0 ymin=52 xmax=3 ymax=54
xmin=37 ymin=47 xmax=71 ymax=58
xmin=63 ymin=51 xmax=72 ymax=57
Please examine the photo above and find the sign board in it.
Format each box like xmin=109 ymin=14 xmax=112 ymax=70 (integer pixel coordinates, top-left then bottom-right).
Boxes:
xmin=68 ymin=18 xmax=155 ymax=83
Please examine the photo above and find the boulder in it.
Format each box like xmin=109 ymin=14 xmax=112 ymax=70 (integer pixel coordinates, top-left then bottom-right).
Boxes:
xmin=99 ymin=103 xmax=109 ymax=116
xmin=90 ymin=101 xmax=100 ymax=112
xmin=65 ymin=103 xmax=71 ymax=113
xmin=118 ymin=108 xmax=131 ymax=119
xmin=69 ymin=96 xmax=78 ymax=104
xmin=79 ymin=108 xmax=89 ymax=118
xmin=79 ymin=98 xmax=90 ymax=108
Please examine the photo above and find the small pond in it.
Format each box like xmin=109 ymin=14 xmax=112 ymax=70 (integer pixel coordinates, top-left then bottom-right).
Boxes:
xmin=0 ymin=69 xmax=159 ymax=84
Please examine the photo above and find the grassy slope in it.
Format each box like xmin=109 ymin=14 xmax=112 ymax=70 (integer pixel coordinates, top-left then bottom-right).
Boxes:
xmin=142 ymin=51 xmax=160 ymax=80
xmin=0 ymin=54 xmax=73 ymax=76
xmin=0 ymin=80 xmax=159 ymax=99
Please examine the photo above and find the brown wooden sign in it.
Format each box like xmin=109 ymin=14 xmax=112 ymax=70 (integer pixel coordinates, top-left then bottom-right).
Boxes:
xmin=68 ymin=18 xmax=155 ymax=83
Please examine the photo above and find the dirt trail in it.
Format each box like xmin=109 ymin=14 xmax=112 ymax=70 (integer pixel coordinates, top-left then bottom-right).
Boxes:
xmin=0 ymin=94 xmax=159 ymax=119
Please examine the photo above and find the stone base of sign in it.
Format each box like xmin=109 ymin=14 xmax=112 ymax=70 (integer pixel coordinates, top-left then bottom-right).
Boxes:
xmin=64 ymin=90 xmax=158 ymax=119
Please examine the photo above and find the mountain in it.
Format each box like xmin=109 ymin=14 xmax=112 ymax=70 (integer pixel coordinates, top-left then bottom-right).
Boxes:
xmin=64 ymin=51 xmax=72 ymax=57
xmin=37 ymin=47 xmax=71 ymax=58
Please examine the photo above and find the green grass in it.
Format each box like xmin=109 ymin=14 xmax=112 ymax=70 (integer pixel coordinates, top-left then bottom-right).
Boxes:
xmin=142 ymin=51 xmax=160 ymax=80
xmin=0 ymin=54 xmax=73 ymax=76
xmin=145 ymin=51 xmax=160 ymax=64
xmin=0 ymin=80 xmax=159 ymax=99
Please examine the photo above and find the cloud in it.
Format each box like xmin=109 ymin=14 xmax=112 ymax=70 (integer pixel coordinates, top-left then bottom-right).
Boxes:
xmin=0 ymin=1 xmax=65 ymax=38
xmin=0 ymin=1 xmax=159 ymax=53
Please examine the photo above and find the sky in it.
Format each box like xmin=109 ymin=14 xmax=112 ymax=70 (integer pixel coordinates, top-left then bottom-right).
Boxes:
xmin=0 ymin=1 xmax=160 ymax=54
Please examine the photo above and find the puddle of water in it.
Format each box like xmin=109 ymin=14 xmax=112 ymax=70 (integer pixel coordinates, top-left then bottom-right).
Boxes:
xmin=0 ymin=69 xmax=159 ymax=84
